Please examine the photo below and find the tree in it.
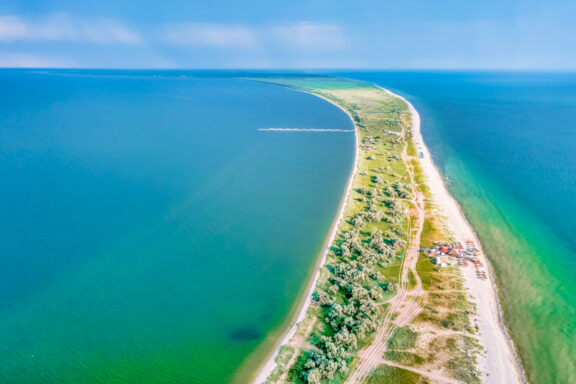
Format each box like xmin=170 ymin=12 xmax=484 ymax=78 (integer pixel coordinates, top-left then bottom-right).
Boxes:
xmin=304 ymin=368 xmax=321 ymax=384
xmin=313 ymin=289 xmax=334 ymax=307
xmin=354 ymin=215 xmax=365 ymax=228
xmin=393 ymin=182 xmax=412 ymax=199
xmin=369 ymin=286 xmax=384 ymax=301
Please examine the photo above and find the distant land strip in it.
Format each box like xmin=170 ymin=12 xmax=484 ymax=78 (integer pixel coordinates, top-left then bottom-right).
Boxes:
xmin=258 ymin=128 xmax=355 ymax=132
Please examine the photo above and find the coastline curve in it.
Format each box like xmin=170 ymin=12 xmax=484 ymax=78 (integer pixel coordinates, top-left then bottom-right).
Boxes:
xmin=251 ymin=79 xmax=526 ymax=384
xmin=251 ymin=86 xmax=360 ymax=384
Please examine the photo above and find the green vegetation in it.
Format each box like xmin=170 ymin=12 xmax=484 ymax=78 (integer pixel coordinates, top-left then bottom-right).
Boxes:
xmin=265 ymin=346 xmax=297 ymax=384
xmin=384 ymin=351 xmax=426 ymax=366
xmin=251 ymin=75 xmax=481 ymax=384
xmin=446 ymin=335 xmax=482 ymax=384
xmin=387 ymin=326 xmax=418 ymax=350
xmin=382 ymin=324 xmax=423 ymax=370
xmin=382 ymin=351 xmax=425 ymax=367
xmin=407 ymin=270 xmax=417 ymax=290
xmin=250 ymin=77 xmax=411 ymax=384
xmin=364 ymin=365 xmax=424 ymax=384
xmin=399 ymin=143 xmax=481 ymax=382
xmin=415 ymin=253 xmax=437 ymax=291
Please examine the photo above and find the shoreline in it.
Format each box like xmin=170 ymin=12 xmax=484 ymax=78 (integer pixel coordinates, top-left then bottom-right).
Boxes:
xmin=252 ymin=80 xmax=525 ymax=384
xmin=398 ymin=92 xmax=527 ymax=384
xmin=252 ymin=89 xmax=360 ymax=384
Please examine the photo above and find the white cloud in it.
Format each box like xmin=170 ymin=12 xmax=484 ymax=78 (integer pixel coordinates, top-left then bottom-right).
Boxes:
xmin=271 ymin=22 xmax=346 ymax=50
xmin=161 ymin=22 xmax=347 ymax=51
xmin=0 ymin=17 xmax=353 ymax=68
xmin=162 ymin=23 xmax=259 ymax=48
xmin=0 ymin=52 xmax=78 ymax=67
xmin=0 ymin=14 xmax=141 ymax=44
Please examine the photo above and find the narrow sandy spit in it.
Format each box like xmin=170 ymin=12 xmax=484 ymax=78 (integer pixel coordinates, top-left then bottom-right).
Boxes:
xmin=396 ymin=90 xmax=527 ymax=384
xmin=252 ymin=93 xmax=360 ymax=384
xmin=254 ymin=84 xmax=526 ymax=384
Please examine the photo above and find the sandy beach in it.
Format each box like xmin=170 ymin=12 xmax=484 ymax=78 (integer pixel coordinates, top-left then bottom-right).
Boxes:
xmin=403 ymin=94 xmax=526 ymax=384
xmin=254 ymin=83 xmax=526 ymax=384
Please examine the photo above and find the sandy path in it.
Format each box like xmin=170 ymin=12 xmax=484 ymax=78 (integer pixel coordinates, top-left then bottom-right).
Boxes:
xmin=345 ymin=122 xmax=427 ymax=383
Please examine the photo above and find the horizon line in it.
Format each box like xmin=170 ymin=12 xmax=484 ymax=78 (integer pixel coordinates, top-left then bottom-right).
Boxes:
xmin=1 ymin=67 xmax=576 ymax=73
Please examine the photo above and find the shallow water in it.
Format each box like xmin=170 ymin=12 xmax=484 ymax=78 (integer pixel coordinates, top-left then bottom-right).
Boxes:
xmin=0 ymin=70 xmax=355 ymax=383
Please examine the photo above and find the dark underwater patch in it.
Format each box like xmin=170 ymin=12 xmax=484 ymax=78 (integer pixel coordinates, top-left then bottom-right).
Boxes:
xmin=229 ymin=327 xmax=262 ymax=342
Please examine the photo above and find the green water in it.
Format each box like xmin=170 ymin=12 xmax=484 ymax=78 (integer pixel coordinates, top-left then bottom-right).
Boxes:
xmin=339 ymin=71 xmax=576 ymax=383
xmin=0 ymin=70 xmax=355 ymax=383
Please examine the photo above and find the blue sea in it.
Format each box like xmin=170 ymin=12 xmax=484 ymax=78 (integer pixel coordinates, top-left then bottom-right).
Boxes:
xmin=0 ymin=70 xmax=355 ymax=383
xmin=337 ymin=71 xmax=576 ymax=383
xmin=3 ymin=69 xmax=575 ymax=384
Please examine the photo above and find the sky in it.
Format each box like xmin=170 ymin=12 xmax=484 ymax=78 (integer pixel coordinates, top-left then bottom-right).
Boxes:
xmin=1 ymin=0 xmax=575 ymax=69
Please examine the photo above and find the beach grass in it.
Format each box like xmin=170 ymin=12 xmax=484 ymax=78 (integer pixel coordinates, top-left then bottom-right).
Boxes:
xmin=364 ymin=364 xmax=423 ymax=384
xmin=387 ymin=326 xmax=418 ymax=350
xmin=382 ymin=351 xmax=425 ymax=367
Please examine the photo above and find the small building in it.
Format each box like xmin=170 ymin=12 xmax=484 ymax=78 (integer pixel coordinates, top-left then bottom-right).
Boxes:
xmin=434 ymin=254 xmax=457 ymax=267
xmin=433 ymin=255 xmax=450 ymax=267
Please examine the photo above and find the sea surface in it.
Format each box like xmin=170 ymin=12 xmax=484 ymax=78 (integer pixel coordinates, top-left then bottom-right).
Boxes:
xmin=337 ymin=71 xmax=576 ymax=383
xmin=0 ymin=70 xmax=355 ymax=383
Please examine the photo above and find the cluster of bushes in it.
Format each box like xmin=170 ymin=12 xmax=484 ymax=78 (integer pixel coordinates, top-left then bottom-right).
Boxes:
xmin=383 ymin=197 xmax=406 ymax=226
xmin=354 ymin=185 xmax=410 ymax=228
xmin=279 ymin=89 xmax=410 ymax=384
xmin=300 ymin=187 xmax=409 ymax=382
xmin=392 ymin=182 xmax=412 ymax=199
xmin=362 ymin=136 xmax=378 ymax=145
xmin=345 ymin=103 xmax=362 ymax=126
xmin=302 ymin=228 xmax=391 ymax=383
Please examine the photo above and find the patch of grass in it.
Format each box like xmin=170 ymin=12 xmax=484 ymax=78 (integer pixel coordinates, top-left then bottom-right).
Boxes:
xmin=276 ymin=345 xmax=295 ymax=366
xmin=419 ymin=210 xmax=448 ymax=248
xmin=407 ymin=270 xmax=417 ymax=289
xmin=415 ymin=253 xmax=437 ymax=291
xmin=406 ymin=140 xmax=417 ymax=157
xmin=380 ymin=262 xmax=401 ymax=281
xmin=364 ymin=364 xmax=423 ymax=384
xmin=446 ymin=335 xmax=482 ymax=384
xmin=287 ymin=352 xmax=307 ymax=384
xmin=247 ymin=76 xmax=374 ymax=92
xmin=387 ymin=326 xmax=418 ymax=350
xmin=442 ymin=310 xmax=472 ymax=332
xmin=383 ymin=350 xmax=426 ymax=366
xmin=420 ymin=290 xmax=474 ymax=332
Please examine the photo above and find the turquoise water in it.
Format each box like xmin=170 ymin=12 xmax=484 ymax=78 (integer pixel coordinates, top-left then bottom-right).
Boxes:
xmin=0 ymin=70 xmax=355 ymax=383
xmin=338 ymin=71 xmax=576 ymax=383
